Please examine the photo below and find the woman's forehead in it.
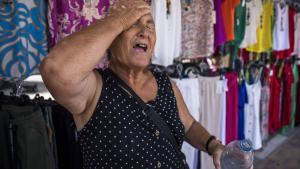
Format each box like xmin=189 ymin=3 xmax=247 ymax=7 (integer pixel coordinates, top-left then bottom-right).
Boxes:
xmin=140 ymin=14 xmax=154 ymax=23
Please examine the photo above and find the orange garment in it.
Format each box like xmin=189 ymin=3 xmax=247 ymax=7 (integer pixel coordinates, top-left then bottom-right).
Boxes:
xmin=221 ymin=0 xmax=240 ymax=41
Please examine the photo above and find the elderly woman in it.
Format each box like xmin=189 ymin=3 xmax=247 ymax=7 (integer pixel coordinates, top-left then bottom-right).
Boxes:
xmin=40 ymin=0 xmax=224 ymax=168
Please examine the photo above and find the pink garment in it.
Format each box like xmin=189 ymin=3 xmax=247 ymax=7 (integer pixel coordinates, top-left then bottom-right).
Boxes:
xmin=225 ymin=72 xmax=239 ymax=144
xmin=48 ymin=0 xmax=111 ymax=48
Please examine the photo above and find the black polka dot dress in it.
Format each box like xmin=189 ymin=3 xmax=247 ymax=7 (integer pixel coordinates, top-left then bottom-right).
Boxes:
xmin=78 ymin=68 xmax=185 ymax=169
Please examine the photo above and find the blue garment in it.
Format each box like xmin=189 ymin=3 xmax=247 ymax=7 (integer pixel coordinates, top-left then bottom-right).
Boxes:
xmin=0 ymin=0 xmax=47 ymax=79
xmin=238 ymin=80 xmax=248 ymax=140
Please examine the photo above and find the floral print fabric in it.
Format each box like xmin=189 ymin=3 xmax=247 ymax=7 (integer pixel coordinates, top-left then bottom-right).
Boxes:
xmin=180 ymin=0 xmax=214 ymax=58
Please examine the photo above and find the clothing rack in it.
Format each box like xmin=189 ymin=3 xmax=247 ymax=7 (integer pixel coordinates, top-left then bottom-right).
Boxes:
xmin=0 ymin=91 xmax=56 ymax=107
xmin=0 ymin=91 xmax=81 ymax=169
xmin=0 ymin=74 xmax=55 ymax=105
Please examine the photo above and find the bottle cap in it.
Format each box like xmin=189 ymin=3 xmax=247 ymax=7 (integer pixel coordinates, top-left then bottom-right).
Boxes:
xmin=239 ymin=139 xmax=253 ymax=152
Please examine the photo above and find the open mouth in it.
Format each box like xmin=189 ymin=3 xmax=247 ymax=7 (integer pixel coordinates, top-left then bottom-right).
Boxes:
xmin=133 ymin=43 xmax=148 ymax=52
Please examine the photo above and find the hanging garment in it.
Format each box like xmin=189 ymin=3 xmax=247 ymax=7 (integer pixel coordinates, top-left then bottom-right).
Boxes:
xmin=240 ymin=0 xmax=263 ymax=48
xmin=174 ymin=78 xmax=200 ymax=169
xmin=221 ymin=0 xmax=240 ymax=41
xmin=41 ymin=106 xmax=58 ymax=169
xmin=48 ymin=0 xmax=110 ymax=48
xmin=294 ymin=13 xmax=300 ymax=58
xmin=181 ymin=0 xmax=214 ymax=58
xmin=220 ymin=79 xmax=227 ymax=145
xmin=295 ymin=66 xmax=300 ymax=126
xmin=288 ymin=7 xmax=296 ymax=54
xmin=260 ymin=68 xmax=270 ymax=141
xmin=279 ymin=79 xmax=284 ymax=128
xmin=281 ymin=63 xmax=294 ymax=126
xmin=151 ymin=0 xmax=181 ymax=66
xmin=291 ymin=64 xmax=299 ymax=128
xmin=1 ymin=105 xmax=55 ymax=169
xmin=272 ymin=2 xmax=290 ymax=51
xmin=214 ymin=0 xmax=227 ymax=49
xmin=0 ymin=105 xmax=12 ymax=169
xmin=269 ymin=66 xmax=282 ymax=133
xmin=234 ymin=0 xmax=246 ymax=46
xmin=225 ymin=72 xmax=239 ymax=144
xmin=51 ymin=105 xmax=83 ymax=169
xmin=198 ymin=76 xmax=227 ymax=169
xmin=238 ymin=79 xmax=248 ymax=140
xmin=247 ymin=0 xmax=273 ymax=53
xmin=232 ymin=0 xmax=246 ymax=60
xmin=260 ymin=85 xmax=270 ymax=141
xmin=0 ymin=0 xmax=48 ymax=79
xmin=273 ymin=7 xmax=296 ymax=59
xmin=244 ymin=80 xmax=262 ymax=150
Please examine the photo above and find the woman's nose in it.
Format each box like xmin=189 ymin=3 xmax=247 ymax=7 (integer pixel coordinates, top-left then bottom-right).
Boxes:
xmin=138 ymin=26 xmax=150 ymax=38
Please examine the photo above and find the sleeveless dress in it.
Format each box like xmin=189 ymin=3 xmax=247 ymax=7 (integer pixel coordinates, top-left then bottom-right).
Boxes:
xmin=78 ymin=69 xmax=185 ymax=169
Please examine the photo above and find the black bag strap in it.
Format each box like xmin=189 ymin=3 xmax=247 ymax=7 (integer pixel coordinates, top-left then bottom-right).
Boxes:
xmin=106 ymin=69 xmax=188 ymax=167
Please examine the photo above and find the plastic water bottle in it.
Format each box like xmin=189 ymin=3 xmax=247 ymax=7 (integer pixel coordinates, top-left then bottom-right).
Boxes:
xmin=221 ymin=139 xmax=254 ymax=169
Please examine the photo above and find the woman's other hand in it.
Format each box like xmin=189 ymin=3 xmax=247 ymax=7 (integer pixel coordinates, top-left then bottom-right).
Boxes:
xmin=108 ymin=0 xmax=151 ymax=31
xmin=212 ymin=142 xmax=225 ymax=169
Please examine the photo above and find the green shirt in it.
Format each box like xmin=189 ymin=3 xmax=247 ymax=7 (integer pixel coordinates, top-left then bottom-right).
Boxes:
xmin=232 ymin=0 xmax=246 ymax=60
xmin=234 ymin=0 xmax=246 ymax=46
xmin=291 ymin=64 xmax=299 ymax=128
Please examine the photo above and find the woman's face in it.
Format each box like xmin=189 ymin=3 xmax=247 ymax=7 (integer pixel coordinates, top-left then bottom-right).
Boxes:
xmin=110 ymin=14 xmax=156 ymax=69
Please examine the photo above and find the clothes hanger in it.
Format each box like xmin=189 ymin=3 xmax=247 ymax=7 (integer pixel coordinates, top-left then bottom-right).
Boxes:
xmin=198 ymin=58 xmax=209 ymax=74
xmin=11 ymin=75 xmax=26 ymax=97
xmin=176 ymin=63 xmax=183 ymax=79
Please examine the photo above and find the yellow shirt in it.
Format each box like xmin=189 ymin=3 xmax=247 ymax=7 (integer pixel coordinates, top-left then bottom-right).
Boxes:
xmin=247 ymin=1 xmax=273 ymax=52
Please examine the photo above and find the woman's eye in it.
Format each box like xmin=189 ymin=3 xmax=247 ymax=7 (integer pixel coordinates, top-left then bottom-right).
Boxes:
xmin=147 ymin=24 xmax=155 ymax=30
xmin=132 ymin=22 xmax=139 ymax=27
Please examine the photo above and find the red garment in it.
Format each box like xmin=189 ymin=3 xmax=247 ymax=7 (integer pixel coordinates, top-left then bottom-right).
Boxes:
xmin=239 ymin=49 xmax=259 ymax=65
xmin=225 ymin=72 xmax=239 ymax=144
xmin=295 ymin=66 xmax=300 ymax=126
xmin=281 ymin=63 xmax=294 ymax=126
xmin=239 ymin=49 xmax=250 ymax=65
xmin=273 ymin=7 xmax=296 ymax=59
xmin=269 ymin=65 xmax=282 ymax=133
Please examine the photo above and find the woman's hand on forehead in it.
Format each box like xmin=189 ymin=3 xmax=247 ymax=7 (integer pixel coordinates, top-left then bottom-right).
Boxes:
xmin=108 ymin=0 xmax=151 ymax=31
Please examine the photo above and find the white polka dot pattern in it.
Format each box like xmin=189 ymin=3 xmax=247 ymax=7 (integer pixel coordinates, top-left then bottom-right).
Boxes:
xmin=78 ymin=69 xmax=185 ymax=168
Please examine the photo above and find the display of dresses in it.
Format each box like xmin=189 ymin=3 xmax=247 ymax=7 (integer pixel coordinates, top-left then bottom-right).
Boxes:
xmin=198 ymin=76 xmax=227 ymax=169
xmin=245 ymin=80 xmax=262 ymax=150
xmin=1 ymin=1 xmax=300 ymax=168
xmin=48 ymin=0 xmax=110 ymax=48
xmin=174 ymin=78 xmax=200 ymax=169
xmin=181 ymin=0 xmax=214 ymax=58
xmin=272 ymin=2 xmax=290 ymax=51
xmin=151 ymin=0 xmax=182 ymax=66
xmin=214 ymin=0 xmax=227 ymax=49
xmin=0 ymin=0 xmax=48 ymax=79
xmin=240 ymin=0 xmax=263 ymax=48
xmin=247 ymin=0 xmax=274 ymax=53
